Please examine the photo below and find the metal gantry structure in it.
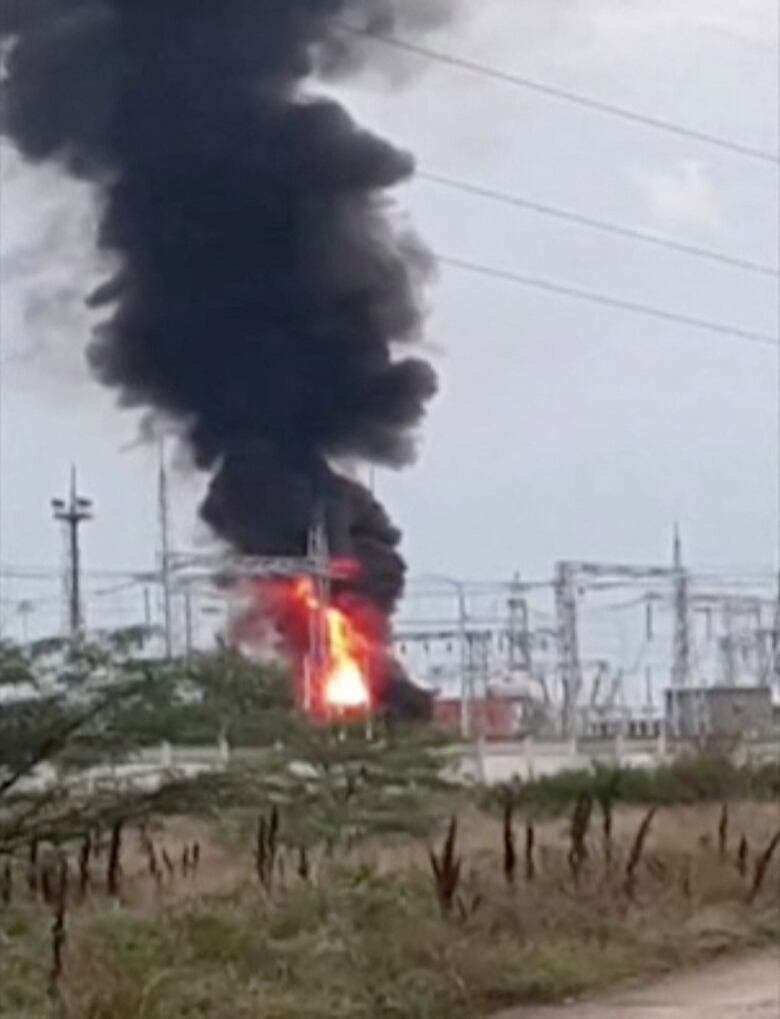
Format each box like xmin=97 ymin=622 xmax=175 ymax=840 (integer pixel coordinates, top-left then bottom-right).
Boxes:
xmin=396 ymin=532 xmax=777 ymax=738
xmin=159 ymin=540 xmax=777 ymax=737
xmin=393 ymin=574 xmax=557 ymax=737
xmin=688 ymin=591 xmax=777 ymax=686
xmin=8 ymin=482 xmax=780 ymax=736
xmin=553 ymin=553 xmax=681 ymax=736
xmin=163 ymin=516 xmax=336 ymax=708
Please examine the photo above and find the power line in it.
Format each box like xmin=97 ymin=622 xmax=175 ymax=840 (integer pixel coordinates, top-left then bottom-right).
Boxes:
xmin=411 ymin=245 xmax=779 ymax=349
xmin=344 ymin=24 xmax=779 ymax=165
xmin=91 ymin=579 xmax=145 ymax=598
xmin=418 ymin=171 xmax=779 ymax=278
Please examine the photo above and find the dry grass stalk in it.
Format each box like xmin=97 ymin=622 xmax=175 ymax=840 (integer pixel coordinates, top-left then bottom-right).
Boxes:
xmin=41 ymin=857 xmax=55 ymax=906
xmin=736 ymin=834 xmax=749 ymax=878
xmin=78 ymin=834 xmax=92 ymax=897
xmin=525 ymin=820 xmax=536 ymax=882
xmin=623 ymin=806 xmax=657 ymax=899
xmin=601 ymin=798 xmax=614 ymax=867
xmin=717 ymin=803 xmax=729 ymax=859
xmin=429 ymin=816 xmax=461 ymax=916
xmin=297 ymin=846 xmax=310 ymax=883
xmin=48 ymin=855 xmax=68 ymax=1002
xmin=455 ymin=888 xmax=483 ymax=923
xmin=141 ymin=833 xmax=158 ymax=878
xmin=107 ymin=820 xmax=123 ymax=898
xmin=644 ymin=853 xmax=668 ymax=881
xmin=595 ymin=771 xmax=619 ymax=869
xmin=681 ymin=854 xmax=693 ymax=900
xmin=254 ymin=818 xmax=266 ymax=889
xmin=255 ymin=806 xmax=280 ymax=891
xmin=502 ymin=803 xmax=516 ymax=885
xmin=27 ymin=838 xmax=39 ymax=896
xmin=161 ymin=848 xmax=175 ymax=880
xmin=1 ymin=858 xmax=12 ymax=905
xmin=747 ymin=829 xmax=780 ymax=904
xmin=568 ymin=793 xmax=593 ymax=882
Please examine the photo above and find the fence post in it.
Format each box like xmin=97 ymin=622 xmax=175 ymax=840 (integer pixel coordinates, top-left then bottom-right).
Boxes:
xmin=218 ymin=735 xmax=230 ymax=766
xmin=657 ymin=725 xmax=667 ymax=762
xmin=614 ymin=730 xmax=625 ymax=765
xmin=523 ymin=734 xmax=535 ymax=779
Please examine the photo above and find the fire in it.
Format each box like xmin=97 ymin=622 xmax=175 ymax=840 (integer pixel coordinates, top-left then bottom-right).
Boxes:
xmin=323 ymin=608 xmax=371 ymax=710
xmin=291 ymin=576 xmax=372 ymax=715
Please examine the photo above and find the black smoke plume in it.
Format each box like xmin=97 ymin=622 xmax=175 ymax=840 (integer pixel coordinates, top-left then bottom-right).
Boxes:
xmin=1 ymin=1 xmax=445 ymax=629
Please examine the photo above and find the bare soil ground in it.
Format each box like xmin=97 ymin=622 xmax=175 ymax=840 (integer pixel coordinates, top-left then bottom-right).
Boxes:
xmin=496 ymin=950 xmax=780 ymax=1019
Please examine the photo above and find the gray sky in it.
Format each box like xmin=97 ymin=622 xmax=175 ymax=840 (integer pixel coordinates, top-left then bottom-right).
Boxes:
xmin=1 ymin=0 xmax=778 ymax=641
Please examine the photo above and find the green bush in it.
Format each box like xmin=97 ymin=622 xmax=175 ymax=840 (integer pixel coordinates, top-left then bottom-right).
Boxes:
xmin=489 ymin=754 xmax=780 ymax=816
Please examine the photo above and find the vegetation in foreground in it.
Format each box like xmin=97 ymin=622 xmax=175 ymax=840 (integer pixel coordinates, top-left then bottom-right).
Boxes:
xmin=1 ymin=796 xmax=778 ymax=1019
xmin=2 ymin=637 xmax=779 ymax=1018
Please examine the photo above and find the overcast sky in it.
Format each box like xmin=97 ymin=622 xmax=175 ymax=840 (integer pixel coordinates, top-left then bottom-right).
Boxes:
xmin=1 ymin=0 xmax=778 ymax=641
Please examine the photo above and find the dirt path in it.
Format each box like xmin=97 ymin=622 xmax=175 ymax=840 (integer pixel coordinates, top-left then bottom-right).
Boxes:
xmin=495 ymin=950 xmax=779 ymax=1018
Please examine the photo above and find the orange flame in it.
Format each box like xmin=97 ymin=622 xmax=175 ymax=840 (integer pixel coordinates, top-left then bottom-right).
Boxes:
xmin=323 ymin=607 xmax=371 ymax=710
xmin=292 ymin=577 xmax=371 ymax=714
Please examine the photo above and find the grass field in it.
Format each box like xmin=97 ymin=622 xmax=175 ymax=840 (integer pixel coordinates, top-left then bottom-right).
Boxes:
xmin=2 ymin=797 xmax=778 ymax=1019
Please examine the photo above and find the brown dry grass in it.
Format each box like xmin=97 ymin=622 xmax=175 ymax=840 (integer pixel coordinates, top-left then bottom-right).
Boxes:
xmin=116 ymin=800 xmax=780 ymax=901
xmin=2 ymin=801 xmax=778 ymax=1019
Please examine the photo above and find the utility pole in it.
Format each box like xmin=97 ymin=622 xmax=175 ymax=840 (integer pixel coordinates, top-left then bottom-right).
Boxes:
xmin=51 ymin=468 xmax=93 ymax=642
xmin=183 ymin=587 xmax=194 ymax=659
xmin=16 ymin=600 xmax=34 ymax=643
xmin=644 ymin=596 xmax=655 ymax=641
xmin=158 ymin=441 xmax=173 ymax=659
xmin=771 ymin=573 xmax=780 ymax=688
xmin=644 ymin=665 xmax=654 ymax=712
xmin=670 ymin=526 xmax=691 ymax=736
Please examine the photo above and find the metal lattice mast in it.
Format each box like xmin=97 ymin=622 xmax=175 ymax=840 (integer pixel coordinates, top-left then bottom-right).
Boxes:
xmin=670 ymin=526 xmax=691 ymax=734
xmin=555 ymin=561 xmax=582 ymax=737
xmin=507 ymin=572 xmax=532 ymax=675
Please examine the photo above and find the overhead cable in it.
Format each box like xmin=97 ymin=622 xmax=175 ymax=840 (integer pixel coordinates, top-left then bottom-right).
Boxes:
xmin=419 ymin=171 xmax=779 ymax=278
xmin=343 ymin=23 xmax=779 ymax=165
xmin=409 ymin=245 xmax=779 ymax=348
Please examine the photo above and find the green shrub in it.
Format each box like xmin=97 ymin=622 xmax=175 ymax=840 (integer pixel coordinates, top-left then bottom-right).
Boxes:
xmin=489 ymin=754 xmax=779 ymax=817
